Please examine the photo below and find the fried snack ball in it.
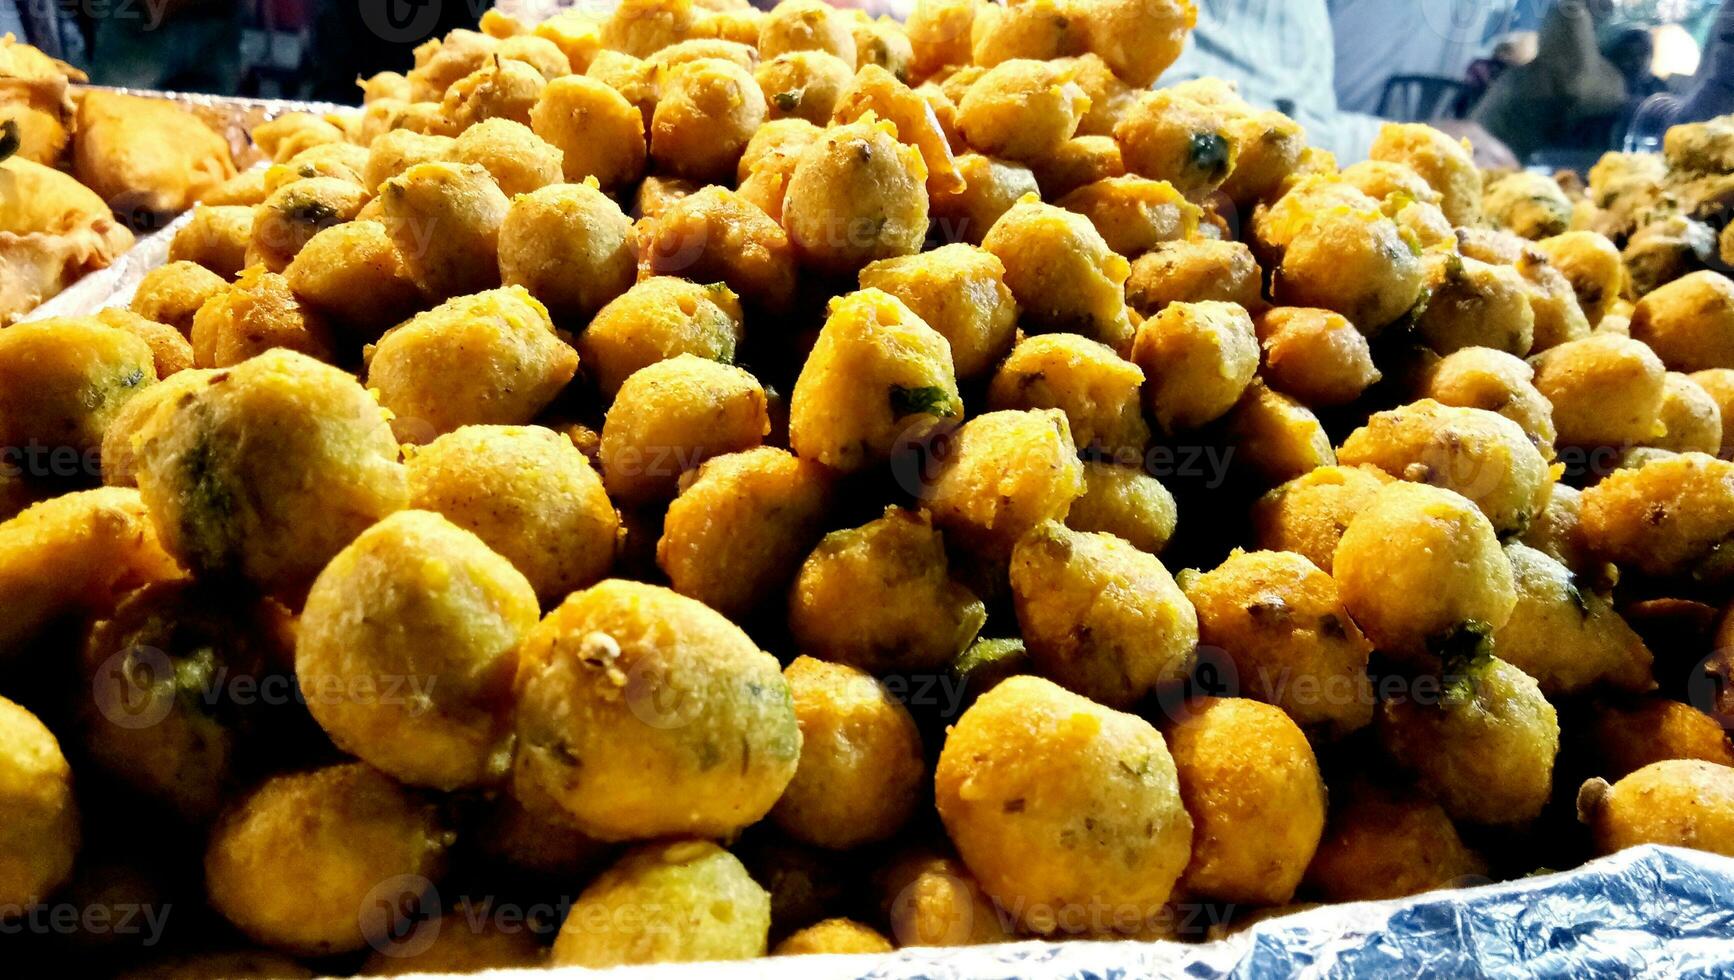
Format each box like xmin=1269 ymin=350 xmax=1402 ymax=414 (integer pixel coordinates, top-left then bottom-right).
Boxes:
xmin=527 ymin=76 xmax=645 ymax=190
xmin=1126 ymin=239 xmax=1263 ymax=316
xmin=248 ymin=177 xmax=366 ymax=274
xmin=1132 ymin=300 xmax=1259 ymax=433
xmin=1516 ymin=481 xmax=1592 ymax=574
xmin=598 ymin=0 xmax=696 ymax=56
xmin=1220 ymin=109 xmax=1308 ymax=207
xmin=930 ymin=152 xmax=1039 ymax=245
xmin=1010 ymin=521 xmax=1197 ymax=708
xmin=188 ymin=267 xmax=333 ymax=369
xmin=282 ymin=221 xmax=422 ymax=337
xmin=1380 ymin=654 xmax=1559 ymax=826
xmin=1167 ymin=697 xmax=1325 ymax=905
xmin=167 ymin=206 xmax=253 ymax=281
xmin=876 ymin=848 xmax=1014 ymax=947
xmin=368 ymin=287 xmax=576 ymax=444
xmin=934 ymin=675 xmax=1193 ymax=935
xmin=585 ymin=49 xmax=662 ymax=124
xmin=92 ymin=309 xmax=194 ymax=380
xmin=0 ymin=488 xmax=182 ymax=654
xmin=858 ymin=243 xmax=1019 ymax=379
xmin=0 ymin=696 xmax=78 ymax=908
xmin=1114 ymin=90 xmax=1237 ymax=198
xmin=1254 ymin=307 xmax=1379 ymax=409
xmin=771 ymin=656 xmax=923 ymax=848
xmin=1334 ymin=482 xmax=1516 ymax=661
xmin=651 ymin=58 xmax=766 ymax=183
xmin=788 ymin=506 xmax=985 ymax=673
xmin=1184 ymin=550 xmax=1376 ymax=737
xmin=1075 ymin=0 xmax=1194 ymax=86
xmin=1691 ymin=368 xmax=1734 ymax=457
xmin=360 ymin=900 xmax=544 ymax=975
xmin=552 ymin=840 xmax=769 ymax=967
xmin=1065 ymin=460 xmax=1177 ymax=555
xmin=1250 ymin=465 xmax=1391 ymax=575
xmin=789 ymin=288 xmax=960 ymax=471
xmin=1531 ymin=334 xmax=1666 ymax=448
xmin=982 ymin=196 xmax=1132 ymax=350
xmin=1580 ymin=452 xmax=1734 ymax=581
xmin=756 ymin=50 xmax=852 ymax=124
xmin=601 ymin=354 xmax=769 ymax=504
xmin=380 ymin=162 xmax=509 ymax=300
xmin=1058 ymin=53 xmax=1136 ymax=138
xmin=1415 ymin=254 xmax=1536 ymax=357
xmin=1419 ymin=347 xmax=1557 ymax=457
xmin=923 ymin=409 xmax=1086 ymax=561
xmin=775 ymin=918 xmax=895 ymax=956
xmin=1304 ymin=780 xmax=1488 ymax=903
xmin=579 ymin=277 xmax=744 ymax=399
xmin=987 ymin=333 xmax=1148 ymax=456
xmin=204 ymin=763 xmax=447 ymax=956
xmin=658 ymin=447 xmax=830 ymax=618
xmin=640 ymin=186 xmax=796 ymax=313
xmin=1580 ymin=759 xmax=1734 ymax=858
xmin=1535 ymin=230 xmax=1624 ymax=326
xmin=1583 ymin=700 xmax=1734 ymax=782
xmin=1057 ymin=176 xmax=1196 ymax=257
xmin=1338 ymin=400 xmax=1551 ymax=535
xmin=1028 ymin=134 xmax=1126 ymax=200
xmin=636 ymin=174 xmax=703 ymax=218
xmin=199 ymin=167 xmax=272 ymax=206
xmin=361 ymin=129 xmax=456 ymax=194
xmin=297 ymin=511 xmax=537 ymax=790
xmin=647 ymin=37 xmax=759 ymax=72
xmin=1369 ymin=123 xmax=1483 ymax=227
xmin=738 ymin=116 xmax=821 ymax=178
xmin=448 ymin=118 xmax=564 ymax=198
xmin=1483 ymin=171 xmax=1572 ymax=240
xmin=758 ymin=0 xmax=855 ymax=62
xmin=441 ymin=56 xmax=546 ymax=129
xmin=784 ymin=118 xmax=930 ymax=274
xmin=830 ymin=64 xmax=963 ymax=197
xmin=130 ymin=260 xmax=228 ymax=338
xmin=1276 ymin=211 xmax=1425 ymax=336
xmin=514 ymin=580 xmax=799 ymax=839
xmin=969 ymin=0 xmax=1086 ymax=66
xmin=409 ymin=426 xmax=617 ymax=605
xmin=407 ymin=29 xmax=500 ymax=100
xmin=854 ymin=14 xmax=913 ymax=74
xmin=499 ymin=182 xmax=636 ymax=324
xmin=1630 ymin=270 xmax=1734 ymax=372
xmin=1650 ymin=372 xmax=1723 ymax=455
xmin=0 ymin=316 xmax=155 ymax=455
xmin=1223 ymin=381 xmax=1337 ymax=486
xmin=1495 ymin=542 xmax=1653 ymax=696
xmin=957 ymin=59 xmax=1088 ymax=161
xmin=906 ymin=0 xmax=976 ymax=79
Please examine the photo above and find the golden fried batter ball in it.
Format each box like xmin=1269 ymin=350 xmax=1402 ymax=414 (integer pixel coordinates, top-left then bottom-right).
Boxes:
xmin=934 ymin=675 xmax=1193 ymax=935
xmin=1496 ymin=542 xmax=1653 ymax=696
xmin=361 ymin=128 xmax=456 ymax=194
xmin=131 ymin=350 xmax=405 ymax=599
xmin=1276 ymin=211 xmax=1425 ymax=336
xmin=381 ymin=162 xmax=509 ymax=300
xmin=1630 ymin=270 xmax=1734 ymax=372
xmin=1184 ymin=550 xmax=1375 ymax=737
xmin=283 ymin=221 xmax=422 ymax=338
xmin=648 ymin=37 xmax=759 ymax=72
xmin=1074 ymin=0 xmax=1194 ymax=86
xmin=96 ymin=368 xmax=204 ymax=484
xmin=1515 ymin=481 xmax=1592 ymax=575
xmin=600 ymin=0 xmax=697 ymax=56
xmin=1515 ymin=247 xmax=1592 ymax=353
xmin=738 ymin=116 xmax=822 ymax=179
xmin=923 ymin=409 xmax=1086 ymax=560
xmin=0 ymin=316 xmax=156 ymax=456
xmin=1304 ymin=779 xmax=1488 ymax=902
xmin=1369 ymin=123 xmax=1483 ymax=226
xmin=205 ymin=763 xmax=447 ymax=956
xmin=367 ymin=286 xmax=577 ymax=444
xmin=168 ymin=207 xmax=253 ymax=281
xmin=774 ymin=918 xmax=894 ymax=956
xmin=1065 ymin=460 xmax=1178 ymax=554
xmin=1338 ymin=400 xmax=1552 ymax=535
xmin=551 ymin=840 xmax=770 ymax=967
xmin=1010 ymin=521 xmax=1197 ymax=708
xmin=988 ymin=333 xmax=1148 ymax=456
xmin=1580 ymin=452 xmax=1734 ymax=581
xmin=759 ymin=0 xmax=855 ymax=62
xmin=499 ymin=32 xmax=572 ymax=76
xmin=407 ymin=28 xmax=499 ymax=101
xmin=1583 ymin=699 xmax=1734 ymax=782
xmin=877 ymin=848 xmax=1015 ymax=947
xmin=1690 ymin=368 xmax=1734 ymax=457
xmin=601 ymin=354 xmax=769 ymax=504
xmin=1168 ymin=697 xmax=1325 ymax=905
xmin=771 ymin=656 xmax=924 ymax=848
xmin=1650 ymin=372 xmax=1723 ymax=455
xmin=1483 ymin=170 xmax=1572 ymax=240
xmin=199 ymin=168 xmax=273 ymax=207
xmin=831 ymin=64 xmax=963 ymax=195
xmin=530 ymin=76 xmax=647 ymax=189
xmin=409 ymin=425 xmax=618 ymax=605
xmin=1057 ymin=176 xmax=1196 ymax=257
xmin=1580 ymin=759 xmax=1734 ymax=858
xmin=906 ymin=0 xmax=976 ymax=80
xmin=129 ymin=260 xmax=228 ymax=338
xmin=578 ymin=277 xmax=744 ymax=398
xmin=930 ymin=152 xmax=1038 ymax=245
xmin=1028 ymin=134 xmax=1126 ymax=200
xmin=1250 ymin=465 xmax=1392 ymax=575
xmin=788 ymin=506 xmax=985 ymax=673
xmin=957 ymin=59 xmax=1088 ymax=162
xmin=448 ymin=117 xmax=564 ymax=198
xmin=1415 ymin=254 xmax=1536 ymax=357
xmin=0 ymin=696 xmax=78 ymax=908
xmin=1114 ymin=90 xmax=1237 ymax=198
xmin=858 ymin=243 xmax=1019 ymax=379
xmin=652 ymin=58 xmax=767 ymax=182
xmin=297 ymin=511 xmax=537 ymax=789
xmin=983 ymin=195 xmax=1132 ymax=350
xmin=1535 ymin=230 xmax=1625 ymax=327
xmin=1333 ymin=482 xmax=1516 ymax=662
xmin=442 ymin=55 xmax=547 ymax=129
xmin=853 ymin=14 xmax=913 ymax=75
xmin=1220 ymin=109 xmax=1308 ymax=207
xmin=756 ymin=50 xmax=853 ymax=124
xmin=90 ymin=309 xmax=193 ymax=380
xmin=1531 ymin=334 xmax=1666 ymax=448
xmin=249 ymin=177 xmax=366 ymax=274
xmin=1223 ymin=381 xmax=1337 ymax=485
xmin=640 ymin=186 xmax=796 ymax=313
xmin=190 ymin=267 xmax=334 ymax=369
xmin=1132 ymin=300 xmax=1259 ymax=432
xmin=969 ymin=0 xmax=1086 ymax=66
xmin=1418 ymin=347 xmax=1557 ymax=457
xmin=586 ymin=49 xmax=662 ymax=125
xmin=784 ymin=118 xmax=930 ymax=274
xmin=499 ymin=182 xmax=637 ymax=324
xmin=1126 ymin=239 xmax=1263 ymax=316
xmin=513 ymin=580 xmax=799 ymax=840
xmin=1059 ymin=54 xmax=1136 ymax=138
xmin=535 ymin=10 xmax=606 ymax=70
xmin=1254 ymin=307 xmax=1380 ymax=408
xmin=658 ymin=447 xmax=830 ymax=618
xmin=789 ymin=288 xmax=960 ymax=471
xmin=636 ymin=174 xmax=703 ymax=218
